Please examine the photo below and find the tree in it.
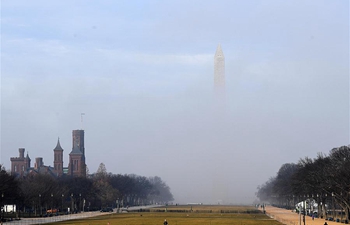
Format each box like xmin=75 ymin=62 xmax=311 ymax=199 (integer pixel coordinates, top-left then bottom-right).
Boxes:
xmin=93 ymin=163 xmax=118 ymax=208
xmin=256 ymin=177 xmax=276 ymax=204
xmin=0 ymin=162 xmax=174 ymax=214
xmin=0 ymin=165 xmax=21 ymax=206
xmin=148 ymin=176 xmax=174 ymax=204
xmin=58 ymin=176 xmax=96 ymax=212
xmin=19 ymin=174 xmax=59 ymax=213
xmin=328 ymin=146 xmax=350 ymax=221
xmin=257 ymin=145 xmax=350 ymax=222
xmin=96 ymin=163 xmax=107 ymax=178
xmin=273 ymin=163 xmax=298 ymax=207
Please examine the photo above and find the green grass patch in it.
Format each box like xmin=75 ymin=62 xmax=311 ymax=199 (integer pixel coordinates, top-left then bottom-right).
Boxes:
xmin=48 ymin=206 xmax=281 ymax=225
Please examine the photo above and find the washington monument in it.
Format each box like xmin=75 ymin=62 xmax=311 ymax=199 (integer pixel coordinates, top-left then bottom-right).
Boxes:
xmin=214 ymin=44 xmax=225 ymax=95
xmin=212 ymin=44 xmax=228 ymax=204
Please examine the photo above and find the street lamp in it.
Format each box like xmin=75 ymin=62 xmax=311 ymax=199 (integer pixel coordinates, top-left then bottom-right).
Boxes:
xmin=51 ymin=194 xmax=54 ymax=214
xmin=1 ymin=193 xmax=4 ymax=221
xmin=39 ymin=194 xmax=42 ymax=216
xmin=79 ymin=194 xmax=81 ymax=212
xmin=332 ymin=192 xmax=335 ymax=220
xmin=70 ymin=194 xmax=74 ymax=214
xmin=62 ymin=194 xmax=64 ymax=214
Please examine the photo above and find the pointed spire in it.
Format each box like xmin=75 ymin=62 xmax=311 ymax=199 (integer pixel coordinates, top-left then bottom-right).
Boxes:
xmin=215 ymin=44 xmax=224 ymax=58
xmin=54 ymin=138 xmax=64 ymax=151
xmin=26 ymin=152 xmax=30 ymax=159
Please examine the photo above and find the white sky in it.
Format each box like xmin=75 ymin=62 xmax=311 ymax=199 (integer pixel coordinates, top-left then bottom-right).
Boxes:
xmin=1 ymin=0 xmax=349 ymax=204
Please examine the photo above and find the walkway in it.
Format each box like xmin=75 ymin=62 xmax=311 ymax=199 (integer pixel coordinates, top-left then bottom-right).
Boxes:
xmin=2 ymin=211 xmax=105 ymax=225
xmin=2 ymin=205 xmax=161 ymax=225
xmin=265 ymin=205 xmax=345 ymax=225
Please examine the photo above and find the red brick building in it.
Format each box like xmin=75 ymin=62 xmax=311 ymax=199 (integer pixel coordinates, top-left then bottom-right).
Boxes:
xmin=68 ymin=130 xmax=86 ymax=177
xmin=10 ymin=129 xmax=86 ymax=177
xmin=10 ymin=148 xmax=30 ymax=177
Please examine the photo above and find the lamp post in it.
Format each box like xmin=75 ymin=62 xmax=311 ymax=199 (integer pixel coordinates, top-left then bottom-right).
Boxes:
xmin=61 ymin=194 xmax=64 ymax=215
xmin=298 ymin=195 xmax=301 ymax=225
xmin=332 ymin=192 xmax=335 ymax=220
xmin=304 ymin=199 xmax=307 ymax=225
xmin=51 ymin=193 xmax=54 ymax=214
xmin=325 ymin=193 xmax=328 ymax=219
xmin=316 ymin=194 xmax=320 ymax=217
xmin=79 ymin=194 xmax=81 ymax=212
xmin=303 ymin=195 xmax=306 ymax=225
xmin=1 ymin=193 xmax=4 ymax=222
xmin=70 ymin=194 xmax=74 ymax=214
xmin=39 ymin=194 xmax=42 ymax=216
xmin=340 ymin=193 xmax=343 ymax=222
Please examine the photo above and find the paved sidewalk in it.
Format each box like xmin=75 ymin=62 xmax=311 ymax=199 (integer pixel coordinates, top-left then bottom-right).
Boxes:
xmin=265 ymin=205 xmax=345 ymax=225
xmin=1 ymin=205 xmax=161 ymax=224
xmin=1 ymin=211 xmax=105 ymax=225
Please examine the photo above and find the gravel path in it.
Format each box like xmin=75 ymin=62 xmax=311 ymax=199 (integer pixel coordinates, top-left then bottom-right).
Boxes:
xmin=265 ymin=205 xmax=346 ymax=225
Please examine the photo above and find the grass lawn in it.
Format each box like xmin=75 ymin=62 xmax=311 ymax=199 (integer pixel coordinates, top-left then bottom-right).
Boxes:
xmin=48 ymin=205 xmax=281 ymax=225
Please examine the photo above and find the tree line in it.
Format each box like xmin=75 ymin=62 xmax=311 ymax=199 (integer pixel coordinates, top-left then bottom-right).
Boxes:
xmin=0 ymin=162 xmax=173 ymax=215
xmin=256 ymin=145 xmax=350 ymax=221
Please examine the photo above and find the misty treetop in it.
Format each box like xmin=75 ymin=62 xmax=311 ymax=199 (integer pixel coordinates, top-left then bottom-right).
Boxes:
xmin=0 ymin=162 xmax=174 ymax=214
xmin=256 ymin=145 xmax=350 ymax=221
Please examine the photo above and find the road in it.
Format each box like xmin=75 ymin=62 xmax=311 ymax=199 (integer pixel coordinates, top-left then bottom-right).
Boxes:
xmin=3 ymin=205 xmax=162 ymax=225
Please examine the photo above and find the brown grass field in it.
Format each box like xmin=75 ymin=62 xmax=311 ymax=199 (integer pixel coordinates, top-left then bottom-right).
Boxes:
xmin=47 ymin=205 xmax=282 ymax=225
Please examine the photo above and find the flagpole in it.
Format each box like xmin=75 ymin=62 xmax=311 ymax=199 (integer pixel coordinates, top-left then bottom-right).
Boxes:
xmin=81 ymin=113 xmax=85 ymax=130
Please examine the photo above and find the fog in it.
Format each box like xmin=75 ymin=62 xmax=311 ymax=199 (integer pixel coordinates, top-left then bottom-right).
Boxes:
xmin=1 ymin=1 xmax=349 ymax=204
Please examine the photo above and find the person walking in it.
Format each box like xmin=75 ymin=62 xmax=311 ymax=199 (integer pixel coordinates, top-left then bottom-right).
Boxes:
xmin=164 ymin=219 xmax=168 ymax=225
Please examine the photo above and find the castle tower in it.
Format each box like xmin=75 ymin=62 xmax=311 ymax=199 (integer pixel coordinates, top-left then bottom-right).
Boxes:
xmin=53 ymin=138 xmax=64 ymax=176
xmin=214 ymin=44 xmax=225 ymax=95
xmin=19 ymin=148 xmax=25 ymax=158
xmin=25 ymin=153 xmax=31 ymax=169
xmin=72 ymin=130 xmax=85 ymax=155
xmin=68 ymin=130 xmax=86 ymax=177
xmin=10 ymin=148 xmax=30 ymax=176
xmin=34 ymin=157 xmax=44 ymax=169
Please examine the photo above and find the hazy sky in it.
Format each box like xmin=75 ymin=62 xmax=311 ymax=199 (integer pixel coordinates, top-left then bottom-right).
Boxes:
xmin=1 ymin=1 xmax=349 ymax=204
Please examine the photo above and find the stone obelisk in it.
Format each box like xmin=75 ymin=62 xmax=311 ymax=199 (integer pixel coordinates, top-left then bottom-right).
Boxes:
xmin=212 ymin=44 xmax=228 ymax=204
xmin=214 ymin=44 xmax=225 ymax=95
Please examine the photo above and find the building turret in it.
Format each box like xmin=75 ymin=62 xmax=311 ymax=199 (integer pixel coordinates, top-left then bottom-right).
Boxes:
xmin=53 ymin=138 xmax=64 ymax=176
xmin=25 ymin=153 xmax=31 ymax=168
xmin=19 ymin=148 xmax=25 ymax=158
xmin=35 ymin=157 xmax=43 ymax=169
xmin=10 ymin=148 xmax=29 ymax=176
xmin=68 ymin=130 xmax=86 ymax=177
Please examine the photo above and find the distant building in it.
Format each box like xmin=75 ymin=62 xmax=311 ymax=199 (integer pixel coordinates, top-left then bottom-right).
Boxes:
xmin=68 ymin=130 xmax=86 ymax=177
xmin=53 ymin=138 xmax=64 ymax=176
xmin=10 ymin=129 xmax=86 ymax=177
xmin=10 ymin=148 xmax=31 ymax=177
xmin=214 ymin=44 xmax=225 ymax=95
